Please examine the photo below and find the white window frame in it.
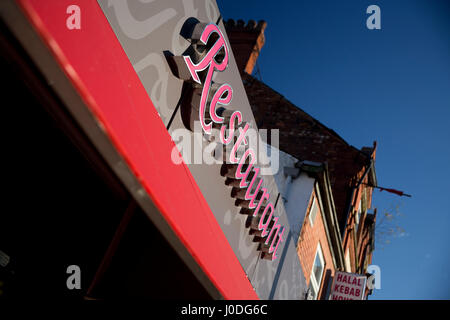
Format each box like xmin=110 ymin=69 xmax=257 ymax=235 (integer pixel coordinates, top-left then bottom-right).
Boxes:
xmin=309 ymin=196 xmax=318 ymax=226
xmin=309 ymin=243 xmax=325 ymax=300
xmin=355 ymin=200 xmax=362 ymax=232
xmin=344 ymin=248 xmax=351 ymax=272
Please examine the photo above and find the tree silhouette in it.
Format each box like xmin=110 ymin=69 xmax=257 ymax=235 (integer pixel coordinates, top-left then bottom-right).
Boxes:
xmin=375 ymin=200 xmax=406 ymax=250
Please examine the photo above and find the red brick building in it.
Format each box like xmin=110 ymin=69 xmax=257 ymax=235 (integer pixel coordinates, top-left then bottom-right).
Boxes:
xmin=225 ymin=19 xmax=378 ymax=299
xmin=298 ymin=186 xmax=336 ymax=299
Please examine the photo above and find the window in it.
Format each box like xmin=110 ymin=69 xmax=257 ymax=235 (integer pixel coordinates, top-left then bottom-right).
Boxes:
xmin=355 ymin=200 xmax=362 ymax=232
xmin=307 ymin=283 xmax=317 ymax=300
xmin=309 ymin=243 xmax=325 ymax=299
xmin=345 ymin=248 xmax=352 ymax=272
xmin=309 ymin=197 xmax=319 ymax=226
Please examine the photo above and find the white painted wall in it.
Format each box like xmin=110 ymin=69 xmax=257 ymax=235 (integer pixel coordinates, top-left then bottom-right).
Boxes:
xmin=271 ymin=147 xmax=316 ymax=245
xmin=284 ymin=172 xmax=315 ymax=244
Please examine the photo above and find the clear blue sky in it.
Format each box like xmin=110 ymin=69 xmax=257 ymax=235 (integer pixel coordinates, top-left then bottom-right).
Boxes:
xmin=217 ymin=0 xmax=450 ymax=299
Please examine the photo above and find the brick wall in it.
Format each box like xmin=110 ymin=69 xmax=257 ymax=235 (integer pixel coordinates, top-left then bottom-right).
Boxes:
xmin=341 ymin=173 xmax=377 ymax=275
xmin=297 ymin=189 xmax=335 ymax=298
xmin=226 ymin=19 xmax=378 ymax=285
xmin=241 ymin=73 xmax=372 ymax=233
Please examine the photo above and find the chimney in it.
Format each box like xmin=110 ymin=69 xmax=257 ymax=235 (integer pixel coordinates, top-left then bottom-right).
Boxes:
xmin=224 ymin=19 xmax=267 ymax=75
xmin=361 ymin=141 xmax=377 ymax=160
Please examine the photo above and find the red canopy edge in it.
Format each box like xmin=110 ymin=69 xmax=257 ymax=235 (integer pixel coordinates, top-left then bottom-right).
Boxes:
xmin=17 ymin=0 xmax=258 ymax=300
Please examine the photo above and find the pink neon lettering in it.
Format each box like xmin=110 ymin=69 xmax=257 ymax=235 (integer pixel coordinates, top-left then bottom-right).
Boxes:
xmin=252 ymin=188 xmax=270 ymax=216
xmin=220 ymin=110 xmax=243 ymax=145
xmin=235 ymin=148 xmax=256 ymax=187
xmin=245 ymin=168 xmax=264 ymax=208
xmin=229 ymin=123 xmax=250 ymax=164
xmin=183 ymin=24 xmax=229 ymax=134
xmin=210 ymin=84 xmax=232 ymax=123
xmin=258 ymin=203 xmax=274 ymax=237
xmin=266 ymin=217 xmax=285 ymax=260
xmin=181 ymin=23 xmax=287 ymax=261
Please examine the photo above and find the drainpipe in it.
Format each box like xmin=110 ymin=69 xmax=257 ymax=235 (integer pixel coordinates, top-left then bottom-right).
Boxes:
xmin=283 ymin=164 xmax=301 ymax=204
xmin=283 ymin=175 xmax=292 ymax=204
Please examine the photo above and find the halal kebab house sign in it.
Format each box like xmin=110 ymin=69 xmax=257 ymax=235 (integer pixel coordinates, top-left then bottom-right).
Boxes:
xmin=329 ymin=271 xmax=367 ymax=300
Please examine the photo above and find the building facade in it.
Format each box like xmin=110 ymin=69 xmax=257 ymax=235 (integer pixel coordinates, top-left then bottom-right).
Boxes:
xmin=0 ymin=0 xmax=309 ymax=299
xmin=0 ymin=1 xmax=378 ymax=300
xmin=226 ymin=19 xmax=378 ymax=299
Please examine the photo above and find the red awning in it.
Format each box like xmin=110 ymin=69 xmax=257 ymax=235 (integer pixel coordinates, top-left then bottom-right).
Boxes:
xmin=16 ymin=0 xmax=257 ymax=299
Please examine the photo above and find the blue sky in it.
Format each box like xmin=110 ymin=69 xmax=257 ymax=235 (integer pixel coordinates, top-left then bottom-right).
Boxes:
xmin=218 ymin=0 xmax=450 ymax=299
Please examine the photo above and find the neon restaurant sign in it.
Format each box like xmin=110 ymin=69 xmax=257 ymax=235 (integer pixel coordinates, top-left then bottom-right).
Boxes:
xmin=169 ymin=21 xmax=285 ymax=261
